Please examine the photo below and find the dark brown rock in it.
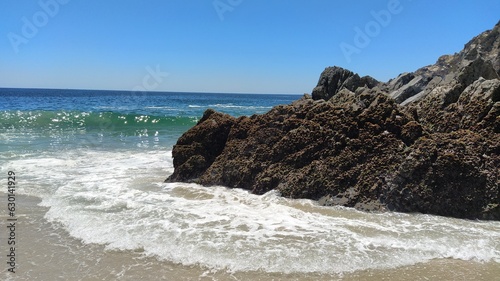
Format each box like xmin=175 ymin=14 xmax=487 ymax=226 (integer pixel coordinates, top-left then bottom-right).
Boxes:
xmin=384 ymin=131 xmax=499 ymax=220
xmin=406 ymin=78 xmax=500 ymax=134
xmin=166 ymin=109 xmax=236 ymax=182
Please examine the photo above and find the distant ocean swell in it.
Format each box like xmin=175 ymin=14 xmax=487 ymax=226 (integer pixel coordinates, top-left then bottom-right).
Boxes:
xmin=0 ymin=110 xmax=198 ymax=133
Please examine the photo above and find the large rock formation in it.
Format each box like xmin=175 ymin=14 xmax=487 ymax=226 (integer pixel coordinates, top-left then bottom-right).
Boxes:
xmin=167 ymin=21 xmax=500 ymax=220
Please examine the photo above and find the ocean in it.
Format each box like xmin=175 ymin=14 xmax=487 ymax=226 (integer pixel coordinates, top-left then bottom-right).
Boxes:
xmin=1 ymin=88 xmax=499 ymax=280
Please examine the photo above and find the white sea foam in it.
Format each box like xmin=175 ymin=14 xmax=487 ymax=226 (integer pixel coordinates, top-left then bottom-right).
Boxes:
xmin=144 ymin=106 xmax=176 ymax=110
xmin=1 ymin=149 xmax=500 ymax=274
xmin=188 ymin=104 xmax=272 ymax=110
xmin=209 ymin=103 xmax=273 ymax=109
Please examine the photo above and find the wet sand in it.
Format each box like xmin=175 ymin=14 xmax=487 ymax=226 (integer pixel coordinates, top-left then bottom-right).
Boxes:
xmin=1 ymin=195 xmax=498 ymax=281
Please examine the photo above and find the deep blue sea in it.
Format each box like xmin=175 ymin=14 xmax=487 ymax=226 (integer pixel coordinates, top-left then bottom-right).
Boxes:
xmin=0 ymin=88 xmax=299 ymax=152
xmin=1 ymin=88 xmax=499 ymax=280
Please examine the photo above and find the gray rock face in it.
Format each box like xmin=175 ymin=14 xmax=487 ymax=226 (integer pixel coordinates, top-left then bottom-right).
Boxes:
xmin=167 ymin=21 xmax=500 ymax=220
xmin=390 ymin=76 xmax=430 ymax=104
xmin=387 ymin=72 xmax=415 ymax=92
xmin=311 ymin=66 xmax=379 ymax=100
xmin=387 ymin=21 xmax=500 ymax=105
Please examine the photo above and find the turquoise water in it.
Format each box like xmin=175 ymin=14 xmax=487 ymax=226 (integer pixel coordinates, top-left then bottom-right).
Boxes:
xmin=0 ymin=88 xmax=298 ymax=151
xmin=1 ymin=88 xmax=499 ymax=280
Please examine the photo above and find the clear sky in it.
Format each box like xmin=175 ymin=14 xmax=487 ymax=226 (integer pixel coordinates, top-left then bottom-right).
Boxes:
xmin=1 ymin=0 xmax=499 ymax=94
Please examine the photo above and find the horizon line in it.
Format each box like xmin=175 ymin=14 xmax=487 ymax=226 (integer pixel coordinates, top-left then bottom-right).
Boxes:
xmin=0 ymin=87 xmax=305 ymax=96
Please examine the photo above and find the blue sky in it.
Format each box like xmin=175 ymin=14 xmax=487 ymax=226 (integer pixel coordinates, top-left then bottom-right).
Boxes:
xmin=1 ymin=0 xmax=499 ymax=94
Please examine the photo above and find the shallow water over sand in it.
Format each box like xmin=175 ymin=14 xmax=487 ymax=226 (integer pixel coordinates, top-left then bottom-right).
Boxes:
xmin=1 ymin=195 xmax=499 ymax=281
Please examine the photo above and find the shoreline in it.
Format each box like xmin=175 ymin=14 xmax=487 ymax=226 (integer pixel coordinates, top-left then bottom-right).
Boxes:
xmin=1 ymin=193 xmax=498 ymax=280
